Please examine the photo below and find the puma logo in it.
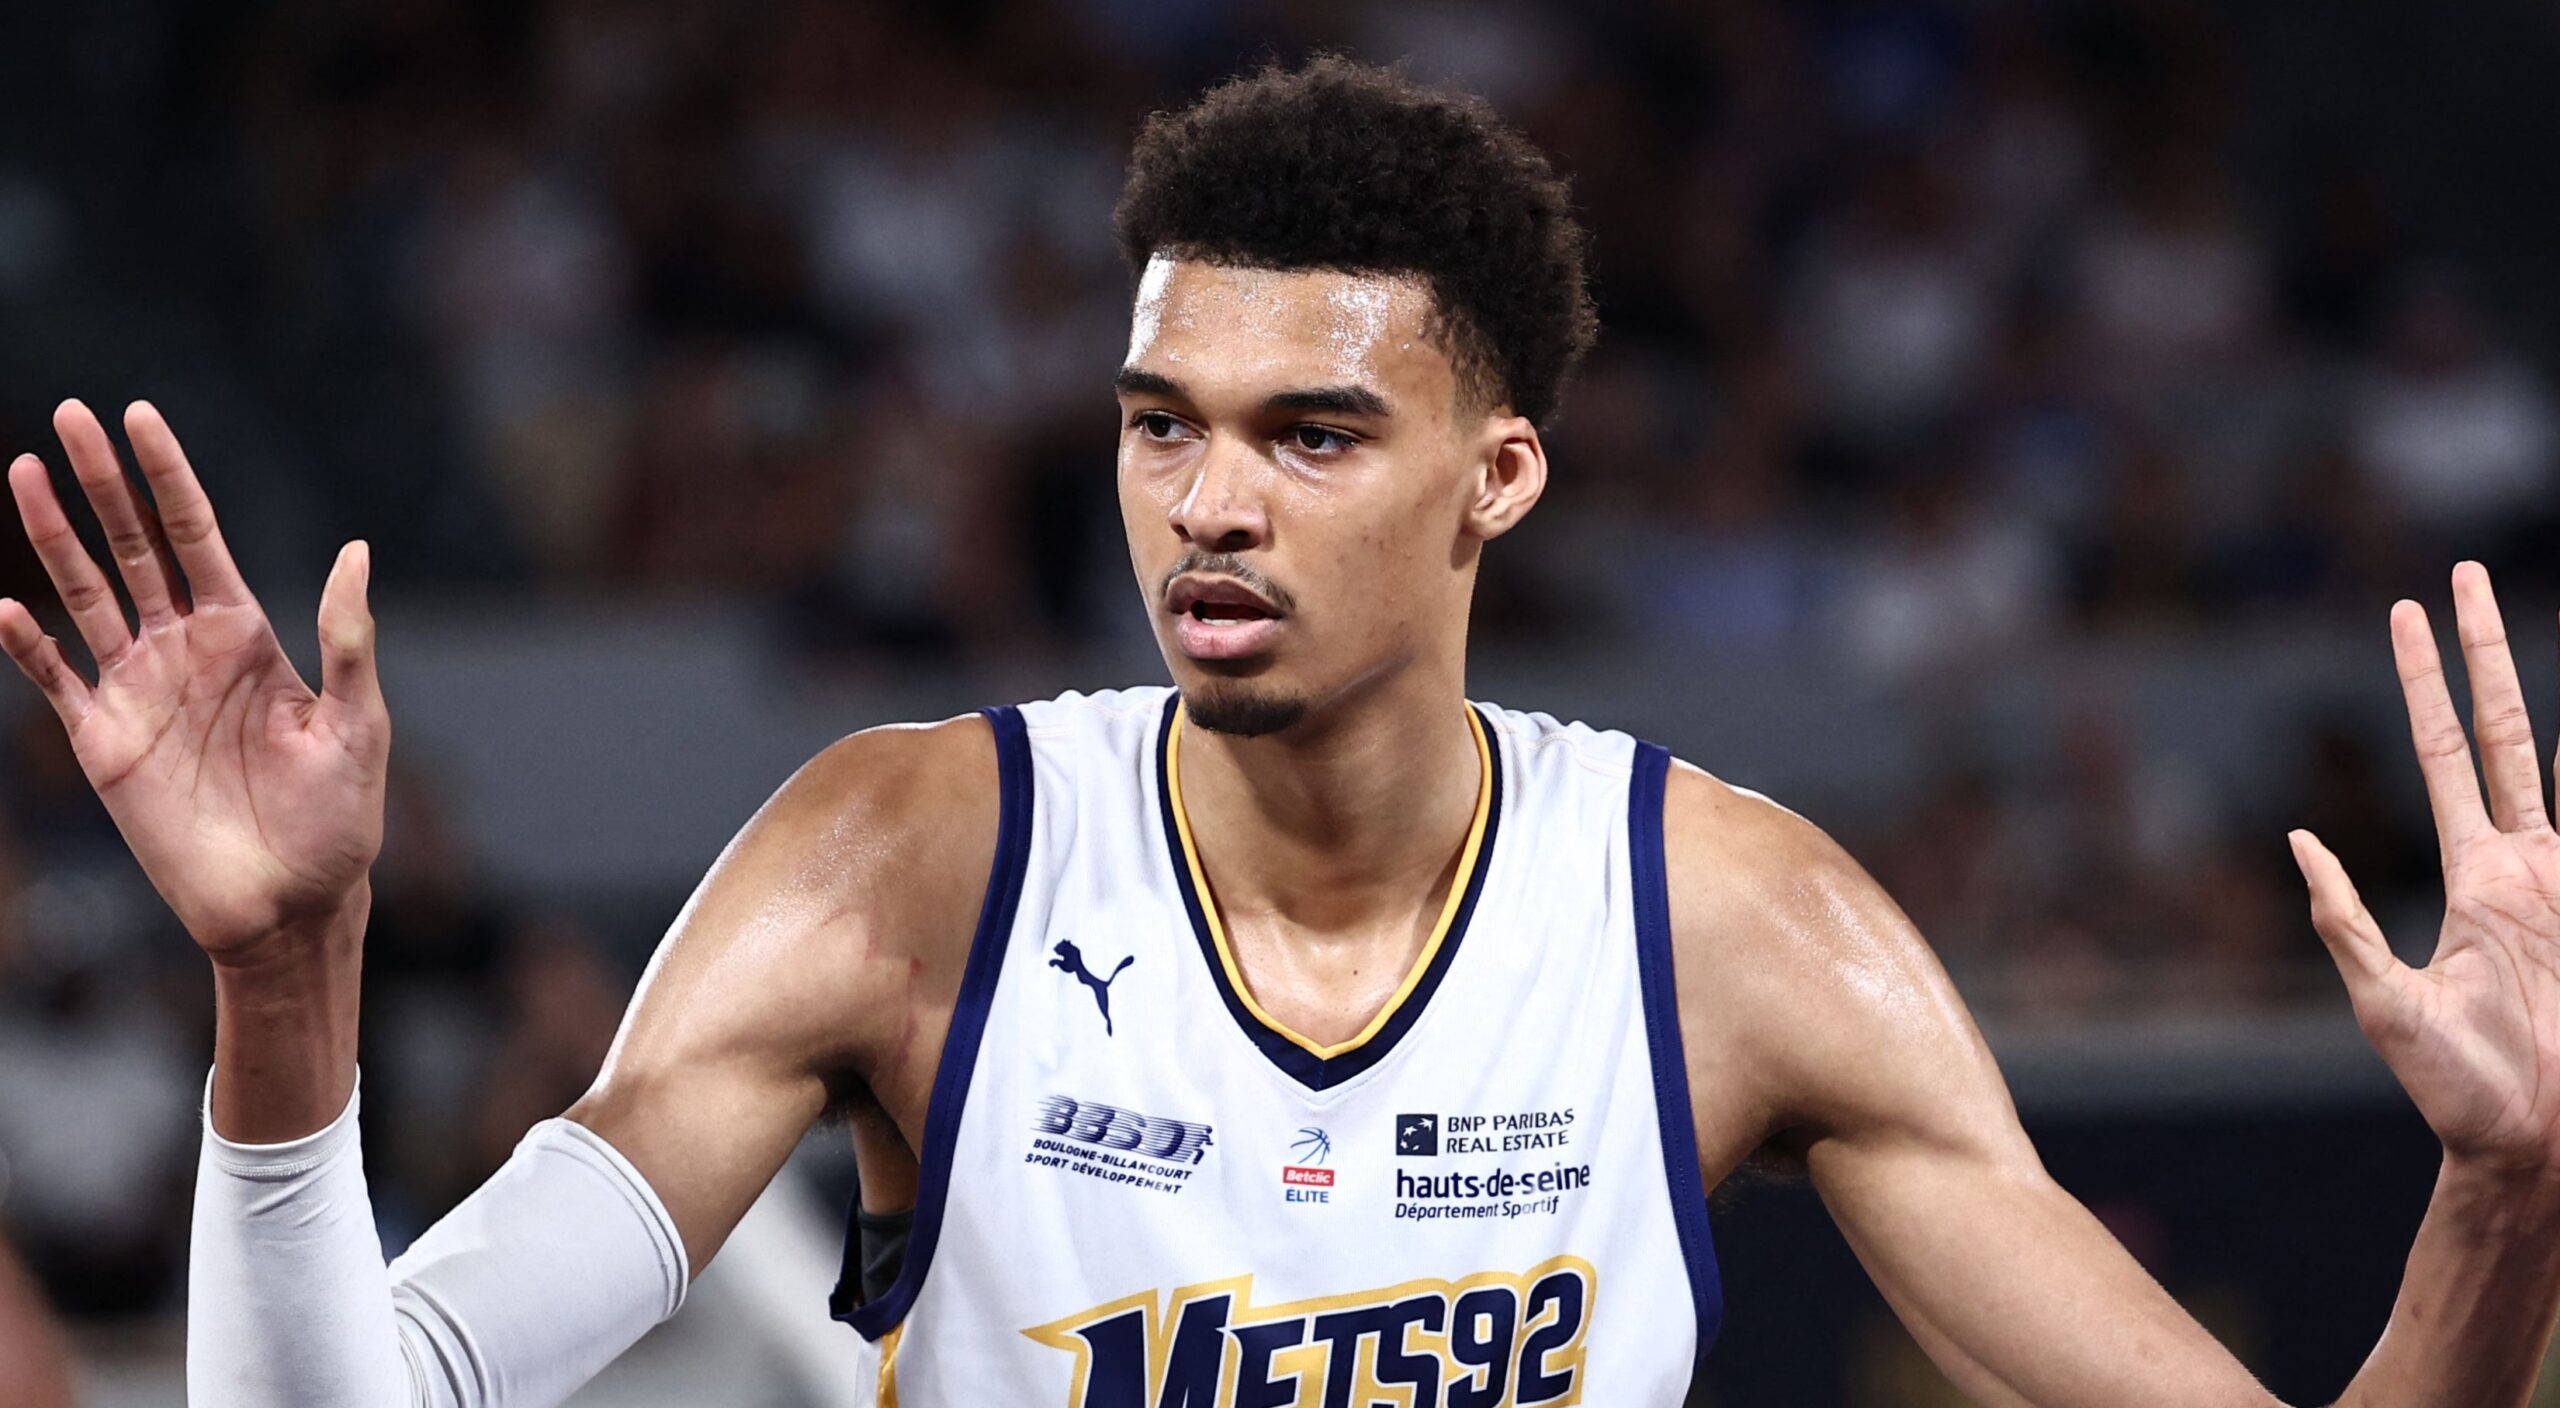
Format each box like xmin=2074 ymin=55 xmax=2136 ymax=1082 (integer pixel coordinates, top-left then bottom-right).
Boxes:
xmin=1050 ymin=940 xmax=1135 ymax=1036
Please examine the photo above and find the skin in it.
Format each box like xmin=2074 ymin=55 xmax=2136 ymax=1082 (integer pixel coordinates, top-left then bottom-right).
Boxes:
xmin=6 ymin=260 xmax=2560 ymax=1403
xmin=0 ymin=1235 xmax=75 ymax=1408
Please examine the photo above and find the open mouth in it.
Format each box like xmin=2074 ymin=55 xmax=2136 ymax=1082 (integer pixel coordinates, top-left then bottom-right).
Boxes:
xmin=1166 ymin=574 xmax=1285 ymax=623
xmin=1185 ymin=598 xmax=1276 ymax=625
xmin=1166 ymin=574 xmax=1287 ymax=659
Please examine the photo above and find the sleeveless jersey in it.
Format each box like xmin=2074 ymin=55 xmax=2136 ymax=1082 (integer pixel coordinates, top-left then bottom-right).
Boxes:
xmin=832 ymin=687 xmax=1722 ymax=1406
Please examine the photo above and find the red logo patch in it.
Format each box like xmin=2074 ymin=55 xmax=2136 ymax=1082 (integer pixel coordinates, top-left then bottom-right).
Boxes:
xmin=1281 ymin=1165 xmax=1336 ymax=1188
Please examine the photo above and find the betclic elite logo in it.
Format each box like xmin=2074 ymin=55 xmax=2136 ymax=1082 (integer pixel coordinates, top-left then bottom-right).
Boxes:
xmin=1281 ymin=1127 xmax=1333 ymax=1205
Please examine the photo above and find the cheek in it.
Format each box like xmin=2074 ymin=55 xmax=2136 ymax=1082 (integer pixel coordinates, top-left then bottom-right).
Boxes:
xmin=1117 ymin=466 xmax=1164 ymax=595
xmin=1116 ymin=451 xmax=1172 ymax=541
xmin=1306 ymin=482 xmax=1447 ymax=622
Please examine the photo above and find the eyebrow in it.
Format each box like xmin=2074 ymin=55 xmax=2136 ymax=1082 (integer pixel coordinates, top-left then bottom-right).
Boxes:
xmin=1113 ymin=367 xmax=1393 ymax=419
xmin=1265 ymin=385 xmax=1392 ymax=418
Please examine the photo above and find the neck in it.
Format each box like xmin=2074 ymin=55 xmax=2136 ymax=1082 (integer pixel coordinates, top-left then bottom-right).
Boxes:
xmin=1176 ymin=660 xmax=1482 ymax=933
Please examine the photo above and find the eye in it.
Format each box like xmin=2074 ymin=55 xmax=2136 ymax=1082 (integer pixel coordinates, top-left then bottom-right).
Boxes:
xmin=1131 ymin=410 xmax=1187 ymax=440
xmin=1287 ymin=424 xmax=1357 ymax=455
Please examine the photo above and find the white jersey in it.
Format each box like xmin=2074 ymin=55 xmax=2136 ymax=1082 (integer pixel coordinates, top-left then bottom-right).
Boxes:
xmin=833 ymin=686 xmax=1722 ymax=1406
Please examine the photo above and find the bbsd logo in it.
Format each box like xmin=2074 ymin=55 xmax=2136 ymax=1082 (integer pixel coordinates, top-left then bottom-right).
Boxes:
xmin=1034 ymin=1095 xmax=1215 ymax=1165
xmin=1024 ymin=1256 xmax=1594 ymax=1406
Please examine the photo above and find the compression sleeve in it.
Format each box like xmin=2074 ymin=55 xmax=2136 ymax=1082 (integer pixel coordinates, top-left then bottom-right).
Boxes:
xmin=187 ymin=1070 xmax=690 ymax=1408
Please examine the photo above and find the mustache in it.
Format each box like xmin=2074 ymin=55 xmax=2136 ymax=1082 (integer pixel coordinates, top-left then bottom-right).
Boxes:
xmin=1160 ymin=552 xmax=1297 ymax=614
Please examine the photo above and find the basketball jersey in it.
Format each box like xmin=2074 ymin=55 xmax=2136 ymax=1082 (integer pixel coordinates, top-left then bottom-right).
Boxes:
xmin=832 ymin=687 xmax=1722 ymax=1405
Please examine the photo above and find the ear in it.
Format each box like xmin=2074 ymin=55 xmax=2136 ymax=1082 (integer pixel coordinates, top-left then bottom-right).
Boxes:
xmin=1463 ymin=416 xmax=1547 ymax=541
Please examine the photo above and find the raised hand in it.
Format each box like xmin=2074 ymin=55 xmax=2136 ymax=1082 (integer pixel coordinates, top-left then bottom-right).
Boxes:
xmin=2292 ymin=563 xmax=2560 ymax=1175
xmin=0 ymin=400 xmax=387 ymax=966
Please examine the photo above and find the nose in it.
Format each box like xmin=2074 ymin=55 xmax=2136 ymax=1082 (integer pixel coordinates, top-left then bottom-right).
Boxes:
xmin=1168 ymin=438 xmax=1269 ymax=553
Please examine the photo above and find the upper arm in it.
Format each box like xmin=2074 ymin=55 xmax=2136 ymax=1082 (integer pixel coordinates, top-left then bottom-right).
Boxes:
xmin=564 ymin=715 xmax=996 ymax=1268
xmin=1662 ymin=764 xmax=2278 ymax=1407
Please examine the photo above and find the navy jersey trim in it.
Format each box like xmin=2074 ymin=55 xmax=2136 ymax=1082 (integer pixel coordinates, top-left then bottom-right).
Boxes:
xmin=1629 ymin=740 xmax=1726 ymax=1368
xmin=1152 ymin=693 xmax=1505 ymax=1092
xmin=834 ymin=704 xmax=1036 ymax=1340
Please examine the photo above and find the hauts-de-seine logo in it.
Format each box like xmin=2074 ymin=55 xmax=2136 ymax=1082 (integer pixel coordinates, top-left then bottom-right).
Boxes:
xmin=1024 ymin=1256 xmax=1597 ymax=1407
xmin=1281 ymin=1126 xmax=1333 ymax=1205
xmin=1392 ymin=1108 xmax=1589 ymax=1223
xmin=1051 ymin=940 xmax=1135 ymax=1035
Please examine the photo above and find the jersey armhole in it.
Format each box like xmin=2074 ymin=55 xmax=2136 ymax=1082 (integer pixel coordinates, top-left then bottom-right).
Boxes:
xmin=1629 ymin=741 xmax=1726 ymax=1368
xmin=832 ymin=704 xmax=1036 ymax=1340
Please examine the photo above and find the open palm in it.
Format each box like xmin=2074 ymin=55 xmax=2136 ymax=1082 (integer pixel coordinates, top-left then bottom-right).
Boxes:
xmin=2294 ymin=563 xmax=2560 ymax=1171
xmin=0 ymin=400 xmax=386 ymax=962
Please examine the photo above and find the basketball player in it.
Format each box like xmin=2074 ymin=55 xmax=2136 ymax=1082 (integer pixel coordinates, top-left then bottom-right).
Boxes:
xmin=6 ymin=58 xmax=2560 ymax=1406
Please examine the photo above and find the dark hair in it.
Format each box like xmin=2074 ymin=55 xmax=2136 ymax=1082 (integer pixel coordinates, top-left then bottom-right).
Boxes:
xmin=1113 ymin=56 xmax=1597 ymax=428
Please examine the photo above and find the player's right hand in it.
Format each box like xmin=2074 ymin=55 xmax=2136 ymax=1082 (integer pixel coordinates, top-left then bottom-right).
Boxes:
xmin=0 ymin=399 xmax=387 ymax=965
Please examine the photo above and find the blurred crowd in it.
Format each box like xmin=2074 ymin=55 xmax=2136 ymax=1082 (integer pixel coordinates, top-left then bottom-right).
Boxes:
xmin=0 ymin=729 xmax=625 ymax=1320
xmin=0 ymin=0 xmax=2551 ymax=1328
xmin=185 ymin=0 xmax=2557 ymax=644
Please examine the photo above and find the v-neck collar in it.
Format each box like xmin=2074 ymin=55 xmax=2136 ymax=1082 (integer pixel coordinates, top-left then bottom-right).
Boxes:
xmin=1153 ymin=693 xmax=1504 ymax=1091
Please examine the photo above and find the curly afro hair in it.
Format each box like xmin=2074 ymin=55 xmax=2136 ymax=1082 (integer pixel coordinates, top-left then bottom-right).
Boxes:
xmin=1113 ymin=56 xmax=1597 ymax=428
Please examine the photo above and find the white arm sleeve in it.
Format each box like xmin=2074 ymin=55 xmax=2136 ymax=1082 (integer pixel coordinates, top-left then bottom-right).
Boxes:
xmin=187 ymin=1071 xmax=690 ymax=1408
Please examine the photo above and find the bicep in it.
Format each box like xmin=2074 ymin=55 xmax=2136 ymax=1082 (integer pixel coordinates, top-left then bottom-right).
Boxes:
xmin=1669 ymin=769 xmax=2276 ymax=1405
xmin=565 ymin=718 xmax=994 ymax=1269
xmin=563 ymin=873 xmax=842 ymax=1274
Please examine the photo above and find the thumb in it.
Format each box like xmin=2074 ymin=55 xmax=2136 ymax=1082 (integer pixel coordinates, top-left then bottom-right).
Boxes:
xmin=316 ymin=540 xmax=382 ymax=732
xmin=2288 ymin=828 xmax=2400 ymax=995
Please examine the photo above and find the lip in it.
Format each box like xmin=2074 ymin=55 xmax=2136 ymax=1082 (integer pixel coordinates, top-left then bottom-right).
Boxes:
xmin=1165 ymin=573 xmax=1286 ymax=661
xmin=1174 ymin=611 xmax=1284 ymax=660
xmin=1166 ymin=574 xmax=1283 ymax=618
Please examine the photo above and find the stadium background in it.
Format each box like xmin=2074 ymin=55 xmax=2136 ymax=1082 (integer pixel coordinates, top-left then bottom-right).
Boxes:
xmin=2 ymin=0 xmax=2559 ymax=1402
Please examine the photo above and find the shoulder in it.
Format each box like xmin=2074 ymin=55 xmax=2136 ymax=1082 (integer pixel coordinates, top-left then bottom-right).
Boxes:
xmin=720 ymin=708 xmax=1001 ymax=989
xmin=1659 ymin=759 xmax=1904 ymax=980
xmin=595 ymin=713 xmax=1002 ymax=1095
xmin=1658 ymin=759 xmax=2016 ymax=1155
xmin=761 ymin=713 xmax=1002 ymax=883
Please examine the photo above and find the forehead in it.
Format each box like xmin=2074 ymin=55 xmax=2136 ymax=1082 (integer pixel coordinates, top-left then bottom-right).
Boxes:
xmin=1124 ymin=256 xmax=1455 ymax=411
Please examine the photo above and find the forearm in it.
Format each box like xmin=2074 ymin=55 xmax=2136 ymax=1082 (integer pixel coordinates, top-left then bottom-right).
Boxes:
xmin=209 ymin=887 xmax=368 ymax=1143
xmin=1824 ymin=1142 xmax=2280 ymax=1407
xmin=189 ymin=1071 xmax=686 ymax=1408
xmin=2338 ymin=1157 xmax=2560 ymax=1408
xmin=190 ymin=1073 xmax=412 ymax=1405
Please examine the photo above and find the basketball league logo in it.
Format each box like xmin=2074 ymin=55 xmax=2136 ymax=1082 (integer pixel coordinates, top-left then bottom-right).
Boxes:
xmin=1291 ymin=1127 xmax=1332 ymax=1166
xmin=1282 ymin=1126 xmax=1334 ymax=1205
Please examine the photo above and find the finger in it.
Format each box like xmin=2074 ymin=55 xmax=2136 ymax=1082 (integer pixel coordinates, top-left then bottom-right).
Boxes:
xmin=8 ymin=454 xmax=132 ymax=664
xmin=124 ymin=402 xmax=253 ymax=609
xmin=0 ymin=598 xmax=94 ymax=728
xmin=52 ymin=399 xmax=184 ymax=628
xmin=2288 ymin=829 xmax=2400 ymax=990
xmin=315 ymin=541 xmax=383 ymax=746
xmin=2450 ymin=562 xmax=2545 ymax=830
xmin=2391 ymin=599 xmax=2491 ymax=856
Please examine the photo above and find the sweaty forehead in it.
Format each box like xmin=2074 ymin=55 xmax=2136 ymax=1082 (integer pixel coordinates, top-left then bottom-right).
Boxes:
xmin=1124 ymin=256 xmax=1455 ymax=412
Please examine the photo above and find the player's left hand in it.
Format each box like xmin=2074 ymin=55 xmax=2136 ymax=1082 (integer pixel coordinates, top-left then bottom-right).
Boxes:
xmin=2293 ymin=562 xmax=2560 ymax=1178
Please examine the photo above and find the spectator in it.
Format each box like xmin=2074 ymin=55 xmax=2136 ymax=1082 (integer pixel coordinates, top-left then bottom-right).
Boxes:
xmin=2349 ymin=273 xmax=2558 ymax=549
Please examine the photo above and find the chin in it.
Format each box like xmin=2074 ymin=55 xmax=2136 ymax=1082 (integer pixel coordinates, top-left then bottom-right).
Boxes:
xmin=1182 ymin=680 xmax=1314 ymax=737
